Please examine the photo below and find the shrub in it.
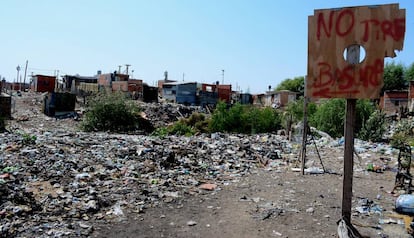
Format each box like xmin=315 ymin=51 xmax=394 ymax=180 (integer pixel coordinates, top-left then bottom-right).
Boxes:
xmin=309 ymin=99 xmax=346 ymax=138
xmin=209 ymin=101 xmax=282 ymax=134
xmin=151 ymin=127 xmax=169 ymax=138
xmin=355 ymin=99 xmax=375 ymax=133
xmin=247 ymin=106 xmax=281 ymax=133
xmin=168 ymin=120 xmax=195 ymax=136
xmin=22 ymin=133 xmax=37 ymax=145
xmin=187 ymin=113 xmax=210 ymax=133
xmin=309 ymin=99 xmax=375 ymax=138
xmin=81 ymin=92 xmax=151 ymax=133
xmin=151 ymin=112 xmax=209 ymax=137
xmin=391 ymin=119 xmax=414 ymax=148
xmin=208 ymin=101 xmax=228 ymax=132
xmin=283 ymin=98 xmax=317 ymax=132
xmin=358 ymin=110 xmax=387 ymax=142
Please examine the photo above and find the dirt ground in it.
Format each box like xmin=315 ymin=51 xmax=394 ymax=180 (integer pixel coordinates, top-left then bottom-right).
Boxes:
xmin=4 ymin=92 xmax=412 ymax=238
xmin=91 ymin=166 xmax=407 ymax=238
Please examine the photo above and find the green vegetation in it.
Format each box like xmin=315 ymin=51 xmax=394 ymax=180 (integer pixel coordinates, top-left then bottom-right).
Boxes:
xmin=22 ymin=133 xmax=37 ymax=145
xmin=308 ymin=99 xmax=376 ymax=138
xmin=355 ymin=99 xmax=376 ymax=133
xmin=153 ymin=101 xmax=282 ymax=137
xmin=275 ymin=76 xmax=304 ymax=97
xmin=382 ymin=62 xmax=406 ymax=95
xmin=358 ymin=110 xmax=387 ymax=142
xmin=209 ymin=101 xmax=282 ymax=134
xmin=152 ymin=112 xmax=207 ymax=137
xmin=391 ymin=120 xmax=414 ymax=148
xmin=284 ymin=98 xmax=317 ymax=122
xmin=406 ymin=63 xmax=414 ymax=82
xmin=309 ymin=99 xmax=346 ymax=138
xmin=81 ymin=92 xmax=153 ymax=133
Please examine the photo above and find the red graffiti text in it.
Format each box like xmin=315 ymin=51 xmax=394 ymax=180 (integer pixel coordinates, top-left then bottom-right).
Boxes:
xmin=317 ymin=9 xmax=405 ymax=42
xmin=311 ymin=59 xmax=384 ymax=97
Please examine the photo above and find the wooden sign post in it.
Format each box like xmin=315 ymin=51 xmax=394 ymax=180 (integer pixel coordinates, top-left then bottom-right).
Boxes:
xmin=307 ymin=4 xmax=405 ymax=225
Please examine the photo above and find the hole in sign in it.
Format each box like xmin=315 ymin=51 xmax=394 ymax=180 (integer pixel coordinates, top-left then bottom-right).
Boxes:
xmin=343 ymin=44 xmax=366 ymax=64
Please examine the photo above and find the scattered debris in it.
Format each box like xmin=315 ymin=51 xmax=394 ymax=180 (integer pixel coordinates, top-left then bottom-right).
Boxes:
xmin=199 ymin=183 xmax=218 ymax=191
xmin=1 ymin=92 xmax=409 ymax=237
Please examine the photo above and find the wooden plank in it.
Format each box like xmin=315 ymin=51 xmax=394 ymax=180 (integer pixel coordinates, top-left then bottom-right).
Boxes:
xmin=307 ymin=4 xmax=406 ymax=99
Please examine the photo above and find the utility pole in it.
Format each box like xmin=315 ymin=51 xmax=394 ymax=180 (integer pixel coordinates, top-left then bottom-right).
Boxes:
xmin=125 ymin=64 xmax=131 ymax=75
xmin=16 ymin=65 xmax=21 ymax=91
xmin=222 ymin=69 xmax=224 ymax=84
xmin=118 ymin=65 xmax=122 ymax=74
xmin=23 ymin=60 xmax=28 ymax=91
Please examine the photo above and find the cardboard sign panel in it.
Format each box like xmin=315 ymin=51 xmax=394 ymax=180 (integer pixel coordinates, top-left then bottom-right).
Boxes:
xmin=307 ymin=4 xmax=405 ymax=99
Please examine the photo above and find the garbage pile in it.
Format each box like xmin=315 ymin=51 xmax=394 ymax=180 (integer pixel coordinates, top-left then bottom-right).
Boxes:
xmin=138 ymin=102 xmax=204 ymax=128
xmin=2 ymin=92 xmax=411 ymax=237
xmin=0 ymin=128 xmax=289 ymax=237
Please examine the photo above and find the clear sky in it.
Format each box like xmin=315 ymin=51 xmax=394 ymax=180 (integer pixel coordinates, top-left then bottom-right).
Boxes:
xmin=1 ymin=0 xmax=413 ymax=94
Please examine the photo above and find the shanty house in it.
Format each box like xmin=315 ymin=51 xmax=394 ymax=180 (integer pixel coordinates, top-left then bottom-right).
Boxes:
xmin=129 ymin=79 xmax=144 ymax=100
xmin=217 ymin=84 xmax=232 ymax=103
xmin=162 ymin=82 xmax=178 ymax=102
xmin=31 ymin=75 xmax=56 ymax=93
xmin=62 ymin=75 xmax=98 ymax=94
xmin=143 ymin=84 xmax=158 ymax=103
xmin=176 ymin=82 xmax=198 ymax=105
xmin=380 ymin=90 xmax=408 ymax=115
xmin=264 ymin=90 xmax=297 ymax=108
xmin=199 ymin=83 xmax=218 ymax=107
xmin=0 ymin=93 xmax=11 ymax=118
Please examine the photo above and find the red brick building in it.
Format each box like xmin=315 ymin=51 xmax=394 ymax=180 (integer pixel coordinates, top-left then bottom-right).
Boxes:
xmin=217 ymin=84 xmax=232 ymax=103
xmin=380 ymin=90 xmax=408 ymax=115
xmin=31 ymin=75 xmax=56 ymax=92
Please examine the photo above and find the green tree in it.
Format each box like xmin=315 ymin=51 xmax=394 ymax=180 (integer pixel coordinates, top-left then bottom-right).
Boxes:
xmin=209 ymin=101 xmax=228 ymax=132
xmin=309 ymin=99 xmax=346 ymax=138
xmin=355 ymin=99 xmax=375 ymax=133
xmin=309 ymin=99 xmax=375 ymax=138
xmin=382 ymin=62 xmax=406 ymax=95
xmin=247 ymin=106 xmax=281 ymax=134
xmin=405 ymin=62 xmax=414 ymax=82
xmin=275 ymin=76 xmax=305 ymax=97
xmin=284 ymin=97 xmax=317 ymax=122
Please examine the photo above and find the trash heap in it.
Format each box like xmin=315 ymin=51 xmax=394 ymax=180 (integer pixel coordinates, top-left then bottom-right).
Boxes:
xmin=138 ymin=102 xmax=204 ymax=128
xmin=0 ymin=128 xmax=289 ymax=237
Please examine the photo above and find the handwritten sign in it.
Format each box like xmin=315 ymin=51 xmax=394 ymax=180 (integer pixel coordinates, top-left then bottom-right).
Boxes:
xmin=307 ymin=4 xmax=405 ymax=99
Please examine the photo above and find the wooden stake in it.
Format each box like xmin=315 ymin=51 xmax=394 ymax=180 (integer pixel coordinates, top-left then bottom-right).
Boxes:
xmin=341 ymin=45 xmax=359 ymax=223
xmin=301 ymin=78 xmax=308 ymax=175
xmin=342 ymin=98 xmax=356 ymax=223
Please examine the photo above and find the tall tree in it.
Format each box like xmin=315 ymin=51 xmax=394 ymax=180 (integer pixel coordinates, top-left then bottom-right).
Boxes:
xmin=381 ymin=62 xmax=406 ymax=95
xmin=275 ymin=76 xmax=305 ymax=97
xmin=405 ymin=63 xmax=414 ymax=82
